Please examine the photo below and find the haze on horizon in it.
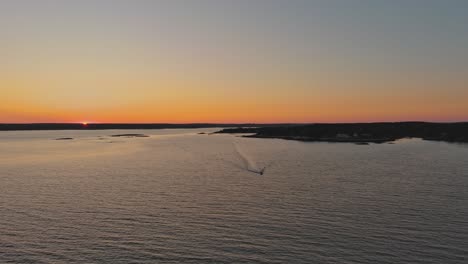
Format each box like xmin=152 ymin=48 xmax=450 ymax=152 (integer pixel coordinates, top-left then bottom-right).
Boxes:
xmin=1 ymin=0 xmax=468 ymax=124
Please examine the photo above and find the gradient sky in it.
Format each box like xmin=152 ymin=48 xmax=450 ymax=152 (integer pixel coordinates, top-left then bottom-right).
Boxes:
xmin=1 ymin=0 xmax=468 ymax=123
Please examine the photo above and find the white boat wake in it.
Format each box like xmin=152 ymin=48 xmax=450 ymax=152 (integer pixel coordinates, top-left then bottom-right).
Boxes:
xmin=231 ymin=141 xmax=267 ymax=175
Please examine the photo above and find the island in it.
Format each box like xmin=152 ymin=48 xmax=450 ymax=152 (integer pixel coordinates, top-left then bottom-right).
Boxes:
xmin=215 ymin=122 xmax=468 ymax=143
xmin=111 ymin=134 xmax=149 ymax=138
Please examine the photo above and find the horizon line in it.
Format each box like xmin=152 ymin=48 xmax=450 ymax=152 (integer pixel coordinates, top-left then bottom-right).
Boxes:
xmin=2 ymin=121 xmax=468 ymax=125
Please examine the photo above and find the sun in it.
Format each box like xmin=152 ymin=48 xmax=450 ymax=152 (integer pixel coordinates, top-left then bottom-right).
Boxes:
xmin=81 ymin=122 xmax=88 ymax=126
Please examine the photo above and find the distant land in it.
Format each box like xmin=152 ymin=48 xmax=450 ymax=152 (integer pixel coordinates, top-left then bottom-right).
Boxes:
xmin=1 ymin=122 xmax=467 ymax=144
xmin=216 ymin=122 xmax=468 ymax=143
xmin=0 ymin=123 xmax=286 ymax=131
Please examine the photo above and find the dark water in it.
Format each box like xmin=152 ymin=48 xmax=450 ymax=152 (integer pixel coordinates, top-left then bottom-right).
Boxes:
xmin=1 ymin=129 xmax=468 ymax=263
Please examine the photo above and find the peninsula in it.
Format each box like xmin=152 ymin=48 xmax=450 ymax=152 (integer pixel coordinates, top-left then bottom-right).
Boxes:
xmin=215 ymin=122 xmax=468 ymax=143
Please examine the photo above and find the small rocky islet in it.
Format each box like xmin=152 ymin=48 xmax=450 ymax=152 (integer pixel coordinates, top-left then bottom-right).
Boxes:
xmin=110 ymin=134 xmax=149 ymax=138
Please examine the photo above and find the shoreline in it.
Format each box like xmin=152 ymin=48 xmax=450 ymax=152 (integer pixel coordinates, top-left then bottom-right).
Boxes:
xmin=244 ymin=134 xmax=396 ymax=143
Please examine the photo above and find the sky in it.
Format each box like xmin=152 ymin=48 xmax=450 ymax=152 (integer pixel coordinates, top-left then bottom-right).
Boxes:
xmin=1 ymin=0 xmax=468 ymax=123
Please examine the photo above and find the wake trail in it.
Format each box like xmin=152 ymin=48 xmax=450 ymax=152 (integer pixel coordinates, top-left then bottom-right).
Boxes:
xmin=232 ymin=141 xmax=266 ymax=175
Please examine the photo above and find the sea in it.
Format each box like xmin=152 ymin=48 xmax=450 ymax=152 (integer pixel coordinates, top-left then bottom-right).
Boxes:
xmin=1 ymin=129 xmax=467 ymax=263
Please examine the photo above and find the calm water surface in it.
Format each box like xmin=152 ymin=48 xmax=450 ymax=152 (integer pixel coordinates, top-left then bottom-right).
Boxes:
xmin=1 ymin=129 xmax=468 ymax=263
